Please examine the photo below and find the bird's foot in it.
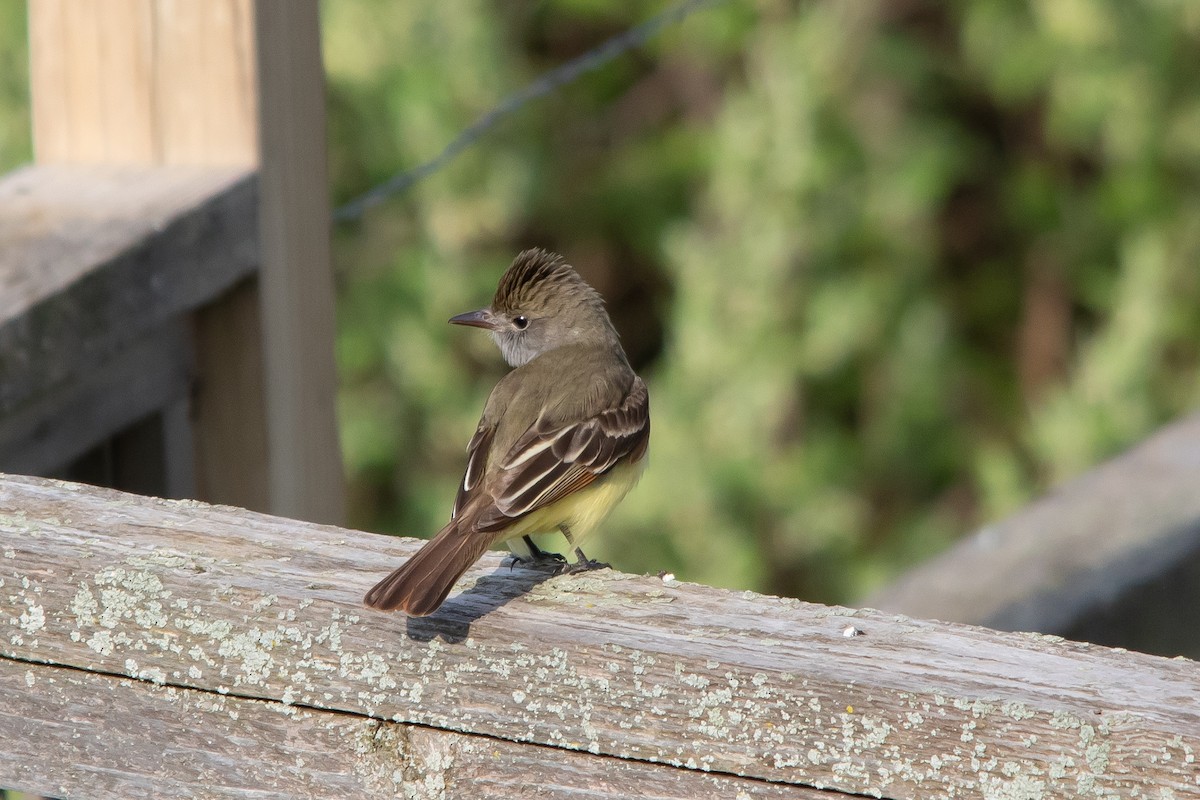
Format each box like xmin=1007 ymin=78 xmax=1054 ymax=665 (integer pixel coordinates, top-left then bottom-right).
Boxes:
xmin=505 ymin=540 xmax=569 ymax=572
xmin=563 ymin=558 xmax=609 ymax=574
xmin=534 ymin=551 xmax=570 ymax=572
xmin=563 ymin=547 xmax=609 ymax=574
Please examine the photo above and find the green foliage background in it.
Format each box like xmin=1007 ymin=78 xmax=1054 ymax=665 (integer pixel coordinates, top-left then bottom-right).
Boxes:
xmin=2 ymin=1 xmax=1198 ymax=605
xmin=0 ymin=1 xmax=30 ymax=173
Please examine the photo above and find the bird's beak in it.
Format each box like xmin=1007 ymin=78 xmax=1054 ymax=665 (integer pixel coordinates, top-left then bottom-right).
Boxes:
xmin=448 ymin=308 xmax=499 ymax=330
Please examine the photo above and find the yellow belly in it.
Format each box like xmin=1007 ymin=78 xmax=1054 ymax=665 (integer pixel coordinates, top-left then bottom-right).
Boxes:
xmin=498 ymin=457 xmax=646 ymax=554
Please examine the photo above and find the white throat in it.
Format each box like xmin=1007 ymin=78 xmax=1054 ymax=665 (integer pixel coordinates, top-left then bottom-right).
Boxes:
xmin=492 ymin=331 xmax=540 ymax=368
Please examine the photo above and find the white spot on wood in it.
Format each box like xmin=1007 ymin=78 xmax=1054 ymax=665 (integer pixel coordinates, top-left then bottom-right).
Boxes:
xmin=19 ymin=600 xmax=45 ymax=634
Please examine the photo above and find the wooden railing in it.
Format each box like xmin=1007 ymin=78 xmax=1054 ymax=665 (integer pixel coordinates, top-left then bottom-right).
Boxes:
xmin=869 ymin=412 xmax=1200 ymax=660
xmin=1 ymin=0 xmax=343 ymax=523
xmin=2 ymin=473 xmax=1197 ymax=798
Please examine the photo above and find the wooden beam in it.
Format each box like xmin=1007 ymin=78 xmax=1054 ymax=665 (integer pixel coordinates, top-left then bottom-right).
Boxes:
xmin=0 ymin=164 xmax=256 ymax=417
xmin=1 ymin=475 xmax=1197 ymax=799
xmin=866 ymin=413 xmax=1200 ymax=658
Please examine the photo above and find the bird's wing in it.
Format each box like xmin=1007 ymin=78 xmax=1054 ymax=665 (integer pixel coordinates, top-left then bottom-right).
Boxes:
xmin=471 ymin=376 xmax=650 ymax=533
xmin=452 ymin=423 xmax=495 ymax=520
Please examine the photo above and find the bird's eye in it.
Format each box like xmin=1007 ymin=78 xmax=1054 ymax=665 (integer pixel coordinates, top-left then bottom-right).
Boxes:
xmin=513 ymin=315 xmax=529 ymax=330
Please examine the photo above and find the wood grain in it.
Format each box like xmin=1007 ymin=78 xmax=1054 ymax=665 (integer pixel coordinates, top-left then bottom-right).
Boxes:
xmin=29 ymin=0 xmax=257 ymax=165
xmin=2 ymin=474 xmax=1198 ymax=799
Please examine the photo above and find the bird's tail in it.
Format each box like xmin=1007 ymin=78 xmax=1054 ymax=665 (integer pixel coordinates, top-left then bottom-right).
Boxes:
xmin=363 ymin=522 xmax=492 ymax=615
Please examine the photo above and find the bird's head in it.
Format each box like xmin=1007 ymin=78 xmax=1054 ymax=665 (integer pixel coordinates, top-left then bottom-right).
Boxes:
xmin=450 ymin=248 xmax=618 ymax=367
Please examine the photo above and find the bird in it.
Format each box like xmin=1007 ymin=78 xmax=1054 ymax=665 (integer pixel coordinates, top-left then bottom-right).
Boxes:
xmin=363 ymin=248 xmax=650 ymax=615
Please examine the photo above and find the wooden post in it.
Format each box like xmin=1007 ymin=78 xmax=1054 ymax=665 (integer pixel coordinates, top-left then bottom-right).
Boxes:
xmin=252 ymin=1 xmax=344 ymax=524
xmin=25 ymin=0 xmax=343 ymax=523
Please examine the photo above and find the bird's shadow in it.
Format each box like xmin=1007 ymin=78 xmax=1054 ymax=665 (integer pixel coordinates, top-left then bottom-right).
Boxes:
xmin=403 ymin=561 xmax=560 ymax=643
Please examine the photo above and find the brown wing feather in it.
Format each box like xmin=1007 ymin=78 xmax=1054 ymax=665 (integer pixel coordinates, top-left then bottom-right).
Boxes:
xmin=474 ymin=377 xmax=650 ymax=532
xmin=453 ymin=423 xmax=495 ymax=519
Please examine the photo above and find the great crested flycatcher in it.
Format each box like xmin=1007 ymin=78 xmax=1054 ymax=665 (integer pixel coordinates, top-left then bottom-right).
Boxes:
xmin=364 ymin=248 xmax=650 ymax=615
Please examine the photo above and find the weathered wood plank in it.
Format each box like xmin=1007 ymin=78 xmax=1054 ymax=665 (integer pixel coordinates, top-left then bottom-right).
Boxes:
xmin=1 ymin=474 xmax=1198 ymax=799
xmin=0 ymin=164 xmax=257 ymax=416
xmin=0 ymin=658 xmax=805 ymax=800
xmin=0 ymin=656 xmax=382 ymax=799
xmin=867 ymin=413 xmax=1200 ymax=658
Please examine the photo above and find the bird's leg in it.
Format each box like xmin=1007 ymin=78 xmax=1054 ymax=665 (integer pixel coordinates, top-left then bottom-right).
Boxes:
xmin=559 ymin=524 xmax=610 ymax=573
xmin=504 ymin=535 xmax=568 ymax=571
xmin=525 ymin=535 xmax=569 ymax=565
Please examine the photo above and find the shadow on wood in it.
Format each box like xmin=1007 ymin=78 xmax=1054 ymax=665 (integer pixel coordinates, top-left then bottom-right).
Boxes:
xmin=404 ymin=564 xmax=559 ymax=644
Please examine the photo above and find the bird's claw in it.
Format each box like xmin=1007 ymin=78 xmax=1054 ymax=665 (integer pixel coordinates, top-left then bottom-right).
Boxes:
xmin=504 ymin=551 xmax=568 ymax=572
xmin=564 ymin=558 xmax=610 ymax=574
